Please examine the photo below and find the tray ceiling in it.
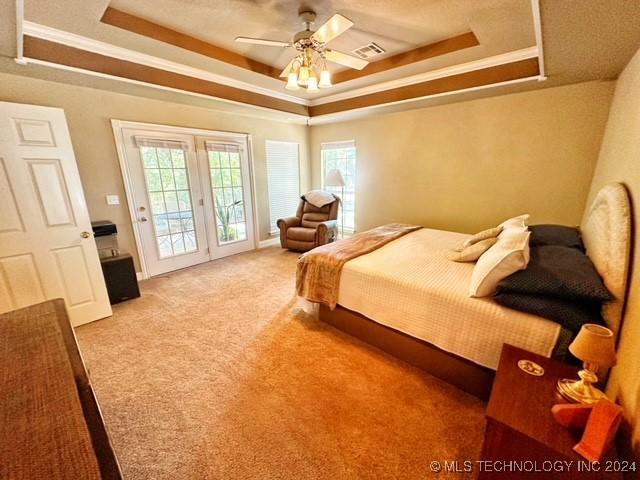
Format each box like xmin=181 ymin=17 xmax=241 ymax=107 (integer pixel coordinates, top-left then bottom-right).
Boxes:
xmin=4 ymin=0 xmax=640 ymax=121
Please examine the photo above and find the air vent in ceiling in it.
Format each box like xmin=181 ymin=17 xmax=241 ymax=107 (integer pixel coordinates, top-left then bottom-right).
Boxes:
xmin=351 ymin=42 xmax=386 ymax=59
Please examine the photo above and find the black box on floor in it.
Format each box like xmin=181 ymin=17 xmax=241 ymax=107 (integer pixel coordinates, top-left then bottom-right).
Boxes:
xmin=100 ymin=253 xmax=141 ymax=304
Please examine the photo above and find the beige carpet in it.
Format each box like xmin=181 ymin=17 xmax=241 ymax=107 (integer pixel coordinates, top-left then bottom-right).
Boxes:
xmin=76 ymin=247 xmax=485 ymax=480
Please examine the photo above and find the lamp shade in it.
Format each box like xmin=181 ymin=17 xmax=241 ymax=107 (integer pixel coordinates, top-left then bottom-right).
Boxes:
xmin=569 ymin=324 xmax=617 ymax=368
xmin=324 ymin=169 xmax=345 ymax=187
xmin=307 ymin=75 xmax=319 ymax=93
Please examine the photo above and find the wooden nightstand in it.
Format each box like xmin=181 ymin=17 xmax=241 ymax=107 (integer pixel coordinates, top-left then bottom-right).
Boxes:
xmin=479 ymin=344 xmax=623 ymax=480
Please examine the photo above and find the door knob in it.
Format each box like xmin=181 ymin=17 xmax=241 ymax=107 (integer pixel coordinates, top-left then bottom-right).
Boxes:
xmin=80 ymin=231 xmax=91 ymax=239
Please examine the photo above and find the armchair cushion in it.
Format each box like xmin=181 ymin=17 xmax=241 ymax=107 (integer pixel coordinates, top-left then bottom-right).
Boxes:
xmin=287 ymin=227 xmax=317 ymax=242
xmin=302 ymin=212 xmax=330 ymax=228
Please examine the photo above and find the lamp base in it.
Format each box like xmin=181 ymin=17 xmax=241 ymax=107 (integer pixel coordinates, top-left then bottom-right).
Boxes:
xmin=557 ymin=375 xmax=608 ymax=405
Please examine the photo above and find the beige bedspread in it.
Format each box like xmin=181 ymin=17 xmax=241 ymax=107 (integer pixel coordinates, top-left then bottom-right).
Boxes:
xmin=296 ymin=223 xmax=422 ymax=309
xmin=338 ymin=228 xmax=562 ymax=369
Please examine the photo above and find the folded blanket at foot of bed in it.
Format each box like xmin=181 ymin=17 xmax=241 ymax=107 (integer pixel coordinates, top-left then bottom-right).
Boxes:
xmin=296 ymin=223 xmax=422 ymax=309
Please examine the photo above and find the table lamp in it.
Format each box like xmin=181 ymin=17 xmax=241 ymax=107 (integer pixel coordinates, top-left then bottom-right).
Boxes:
xmin=324 ymin=169 xmax=345 ymax=238
xmin=557 ymin=324 xmax=617 ymax=404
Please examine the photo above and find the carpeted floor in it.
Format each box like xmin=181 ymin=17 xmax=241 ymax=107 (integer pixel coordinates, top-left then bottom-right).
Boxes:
xmin=76 ymin=247 xmax=485 ymax=480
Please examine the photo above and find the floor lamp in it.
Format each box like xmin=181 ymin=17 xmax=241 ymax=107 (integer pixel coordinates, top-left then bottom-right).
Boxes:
xmin=324 ymin=169 xmax=346 ymax=239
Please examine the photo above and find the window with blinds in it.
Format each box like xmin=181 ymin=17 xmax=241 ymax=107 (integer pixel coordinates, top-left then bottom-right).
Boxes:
xmin=321 ymin=140 xmax=356 ymax=233
xmin=266 ymin=141 xmax=300 ymax=235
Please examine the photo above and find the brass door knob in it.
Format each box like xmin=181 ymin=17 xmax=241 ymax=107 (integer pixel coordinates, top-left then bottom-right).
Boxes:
xmin=80 ymin=231 xmax=91 ymax=239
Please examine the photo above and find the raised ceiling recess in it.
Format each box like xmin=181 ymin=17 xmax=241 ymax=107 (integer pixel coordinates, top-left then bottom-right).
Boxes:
xmin=17 ymin=0 xmax=545 ymax=119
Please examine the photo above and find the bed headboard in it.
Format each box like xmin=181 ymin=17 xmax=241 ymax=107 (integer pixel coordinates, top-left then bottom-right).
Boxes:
xmin=580 ymin=182 xmax=632 ymax=338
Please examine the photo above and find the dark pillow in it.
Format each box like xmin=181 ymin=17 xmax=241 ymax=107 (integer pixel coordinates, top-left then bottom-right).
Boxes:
xmin=496 ymin=245 xmax=612 ymax=302
xmin=493 ymin=292 xmax=604 ymax=333
xmin=529 ymin=224 xmax=584 ymax=251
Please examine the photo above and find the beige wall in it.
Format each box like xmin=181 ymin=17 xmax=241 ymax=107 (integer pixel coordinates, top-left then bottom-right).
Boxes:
xmin=310 ymin=81 xmax=614 ymax=234
xmin=587 ymin=47 xmax=640 ymax=458
xmin=0 ymin=72 xmax=310 ymax=271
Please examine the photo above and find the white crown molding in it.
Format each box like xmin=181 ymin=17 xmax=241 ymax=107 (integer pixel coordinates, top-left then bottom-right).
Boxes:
xmin=308 ymin=75 xmax=542 ymax=125
xmin=22 ymin=57 xmax=309 ymax=123
xmin=530 ymin=0 xmax=547 ymax=80
xmin=22 ymin=20 xmax=309 ymax=106
xmin=14 ymin=0 xmax=27 ymax=65
xmin=308 ymin=46 xmax=539 ymax=106
xmin=20 ymin=21 xmax=544 ymax=120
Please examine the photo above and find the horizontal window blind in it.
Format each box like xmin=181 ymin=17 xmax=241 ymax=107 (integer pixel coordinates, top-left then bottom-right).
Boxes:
xmin=134 ymin=136 xmax=189 ymax=151
xmin=321 ymin=140 xmax=355 ymax=151
xmin=204 ymin=141 xmax=241 ymax=153
xmin=266 ymin=141 xmax=300 ymax=235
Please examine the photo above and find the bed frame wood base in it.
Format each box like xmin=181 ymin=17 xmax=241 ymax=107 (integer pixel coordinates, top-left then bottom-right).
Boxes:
xmin=319 ymin=304 xmax=495 ymax=400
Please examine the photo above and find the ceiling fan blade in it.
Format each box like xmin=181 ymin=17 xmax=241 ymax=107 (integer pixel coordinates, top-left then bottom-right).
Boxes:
xmin=279 ymin=57 xmax=296 ymax=78
xmin=311 ymin=13 xmax=354 ymax=44
xmin=324 ymin=49 xmax=369 ymax=70
xmin=235 ymin=36 xmax=290 ymax=47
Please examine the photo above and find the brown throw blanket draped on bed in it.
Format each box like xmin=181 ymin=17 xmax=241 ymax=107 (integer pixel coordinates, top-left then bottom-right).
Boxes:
xmin=296 ymin=223 xmax=422 ymax=309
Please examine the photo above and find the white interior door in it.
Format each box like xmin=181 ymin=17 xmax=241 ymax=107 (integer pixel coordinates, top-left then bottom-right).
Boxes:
xmin=122 ymin=128 xmax=210 ymax=277
xmin=0 ymin=102 xmax=112 ymax=326
xmin=197 ymin=136 xmax=256 ymax=259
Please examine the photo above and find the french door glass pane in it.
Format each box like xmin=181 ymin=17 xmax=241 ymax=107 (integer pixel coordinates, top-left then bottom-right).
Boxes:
xmin=208 ymin=150 xmax=248 ymax=244
xmin=141 ymin=146 xmax=198 ymax=258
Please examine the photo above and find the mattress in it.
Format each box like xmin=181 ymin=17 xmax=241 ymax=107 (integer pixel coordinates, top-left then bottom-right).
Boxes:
xmin=337 ymin=228 xmax=561 ymax=370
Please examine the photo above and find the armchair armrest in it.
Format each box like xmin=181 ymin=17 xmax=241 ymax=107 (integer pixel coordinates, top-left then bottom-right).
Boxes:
xmin=277 ymin=216 xmax=301 ymax=230
xmin=277 ymin=216 xmax=301 ymax=248
xmin=316 ymin=220 xmax=338 ymax=246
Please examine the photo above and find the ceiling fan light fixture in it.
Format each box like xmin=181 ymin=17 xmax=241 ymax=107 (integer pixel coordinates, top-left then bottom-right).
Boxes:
xmin=319 ymin=65 xmax=332 ymax=88
xmin=298 ymin=65 xmax=310 ymax=86
xmin=286 ymin=71 xmax=300 ymax=90
xmin=307 ymin=75 xmax=319 ymax=93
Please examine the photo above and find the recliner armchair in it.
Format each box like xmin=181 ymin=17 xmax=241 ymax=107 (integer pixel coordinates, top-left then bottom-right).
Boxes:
xmin=277 ymin=194 xmax=339 ymax=251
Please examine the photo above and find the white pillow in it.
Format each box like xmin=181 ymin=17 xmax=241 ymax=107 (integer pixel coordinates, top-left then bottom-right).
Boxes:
xmin=457 ymin=226 xmax=503 ymax=251
xmin=498 ymin=214 xmax=530 ymax=232
xmin=469 ymin=229 xmax=531 ymax=297
xmin=449 ymin=237 xmax=498 ymax=262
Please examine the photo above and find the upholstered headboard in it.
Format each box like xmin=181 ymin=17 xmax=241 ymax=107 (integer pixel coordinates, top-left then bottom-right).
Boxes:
xmin=581 ymin=183 xmax=632 ymax=338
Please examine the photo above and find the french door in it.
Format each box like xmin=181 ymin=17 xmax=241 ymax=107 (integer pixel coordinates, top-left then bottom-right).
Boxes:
xmin=120 ymin=126 xmax=255 ymax=277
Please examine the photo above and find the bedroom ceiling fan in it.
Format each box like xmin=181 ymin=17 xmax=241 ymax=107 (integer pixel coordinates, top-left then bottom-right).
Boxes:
xmin=235 ymin=10 xmax=370 ymax=92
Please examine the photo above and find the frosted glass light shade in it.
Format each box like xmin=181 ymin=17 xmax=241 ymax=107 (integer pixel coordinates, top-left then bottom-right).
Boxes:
xmin=286 ymin=72 xmax=299 ymax=90
xmin=324 ymin=169 xmax=345 ymax=187
xmin=307 ymin=76 xmax=319 ymax=93
xmin=319 ymin=68 xmax=332 ymax=88
xmin=298 ymin=65 xmax=310 ymax=86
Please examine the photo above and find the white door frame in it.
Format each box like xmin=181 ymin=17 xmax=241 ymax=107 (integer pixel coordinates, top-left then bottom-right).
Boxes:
xmin=111 ymin=120 xmax=259 ymax=279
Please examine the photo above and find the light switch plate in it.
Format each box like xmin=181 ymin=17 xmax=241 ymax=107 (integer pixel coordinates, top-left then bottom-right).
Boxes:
xmin=106 ymin=195 xmax=120 ymax=205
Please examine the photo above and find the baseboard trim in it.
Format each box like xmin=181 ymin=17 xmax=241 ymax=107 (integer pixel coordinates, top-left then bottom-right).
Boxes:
xmin=258 ymin=237 xmax=280 ymax=249
xmin=136 ymin=272 xmax=146 ymax=281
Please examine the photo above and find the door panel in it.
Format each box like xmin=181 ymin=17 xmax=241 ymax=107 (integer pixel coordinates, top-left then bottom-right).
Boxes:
xmin=0 ymin=158 xmax=24 ymax=233
xmin=0 ymin=102 xmax=112 ymax=325
xmin=198 ymin=137 xmax=255 ymax=260
xmin=0 ymin=253 xmax=46 ymax=311
xmin=12 ymin=117 xmax=57 ymax=146
xmin=52 ymin=246 xmax=96 ymax=306
xmin=123 ymin=129 xmax=210 ymax=277
xmin=27 ymin=159 xmax=76 ymax=227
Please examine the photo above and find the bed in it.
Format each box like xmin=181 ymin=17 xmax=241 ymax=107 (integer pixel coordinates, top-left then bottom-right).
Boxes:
xmin=303 ymin=183 xmax=632 ymax=399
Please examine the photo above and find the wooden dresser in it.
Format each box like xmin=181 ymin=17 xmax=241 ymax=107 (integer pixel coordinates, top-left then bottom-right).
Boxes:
xmin=480 ymin=344 xmax=624 ymax=480
xmin=0 ymin=299 xmax=122 ymax=479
